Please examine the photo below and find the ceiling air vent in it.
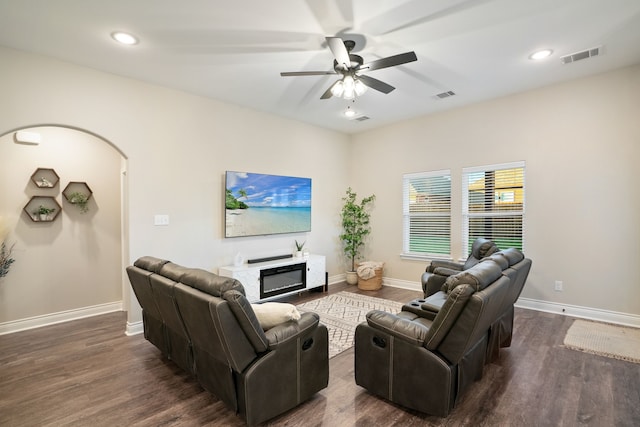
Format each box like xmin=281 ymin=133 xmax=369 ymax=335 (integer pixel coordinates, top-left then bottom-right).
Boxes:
xmin=560 ymin=47 xmax=600 ymax=64
xmin=354 ymin=116 xmax=370 ymax=122
xmin=435 ymin=90 xmax=456 ymax=99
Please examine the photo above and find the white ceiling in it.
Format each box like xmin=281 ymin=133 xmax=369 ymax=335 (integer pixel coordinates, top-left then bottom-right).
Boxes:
xmin=1 ymin=0 xmax=639 ymax=134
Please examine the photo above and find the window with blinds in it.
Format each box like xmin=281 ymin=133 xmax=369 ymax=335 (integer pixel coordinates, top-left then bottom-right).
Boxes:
xmin=402 ymin=170 xmax=451 ymax=257
xmin=462 ymin=162 xmax=525 ymax=256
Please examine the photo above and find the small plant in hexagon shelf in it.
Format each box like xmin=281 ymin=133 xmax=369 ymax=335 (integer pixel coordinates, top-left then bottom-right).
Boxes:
xmin=34 ymin=205 xmax=56 ymax=221
xmin=68 ymin=192 xmax=90 ymax=213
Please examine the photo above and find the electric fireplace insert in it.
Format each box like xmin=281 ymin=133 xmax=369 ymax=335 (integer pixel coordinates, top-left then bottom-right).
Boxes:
xmin=260 ymin=262 xmax=306 ymax=299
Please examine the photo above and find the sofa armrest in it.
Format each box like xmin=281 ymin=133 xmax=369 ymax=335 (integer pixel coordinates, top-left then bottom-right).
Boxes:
xmin=432 ymin=266 xmax=461 ymax=277
xmin=365 ymin=310 xmax=429 ymax=346
xmin=427 ymin=259 xmax=463 ymax=273
xmin=421 ymin=291 xmax=447 ymax=312
xmin=264 ymin=312 xmax=320 ymax=349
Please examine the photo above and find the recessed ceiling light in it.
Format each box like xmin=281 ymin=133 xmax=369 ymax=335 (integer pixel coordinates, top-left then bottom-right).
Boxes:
xmin=529 ymin=49 xmax=553 ymax=60
xmin=344 ymin=108 xmax=356 ymax=118
xmin=111 ymin=31 xmax=138 ymax=45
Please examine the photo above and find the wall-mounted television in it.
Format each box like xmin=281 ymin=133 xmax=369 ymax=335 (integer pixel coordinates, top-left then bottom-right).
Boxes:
xmin=225 ymin=171 xmax=312 ymax=238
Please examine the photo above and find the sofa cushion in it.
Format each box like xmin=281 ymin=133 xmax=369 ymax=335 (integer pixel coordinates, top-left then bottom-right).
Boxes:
xmin=480 ymin=253 xmax=509 ymax=270
xmin=158 ymin=262 xmax=191 ymax=282
xmin=251 ymin=302 xmax=301 ymax=331
xmin=134 ymin=256 xmax=169 ymax=273
xmin=462 ymin=238 xmax=499 ymax=270
xmin=179 ymin=268 xmax=245 ymax=297
xmin=444 ymin=260 xmax=503 ymax=293
xmin=500 ymin=248 xmax=525 ymax=266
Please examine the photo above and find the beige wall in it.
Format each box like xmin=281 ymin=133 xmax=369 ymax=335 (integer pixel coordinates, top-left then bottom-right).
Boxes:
xmin=0 ymin=46 xmax=350 ymax=326
xmin=350 ymin=64 xmax=640 ymax=316
xmin=0 ymin=126 xmax=122 ymax=323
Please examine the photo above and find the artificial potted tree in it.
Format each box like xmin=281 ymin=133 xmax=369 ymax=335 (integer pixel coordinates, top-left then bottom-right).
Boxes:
xmin=340 ymin=187 xmax=375 ymax=285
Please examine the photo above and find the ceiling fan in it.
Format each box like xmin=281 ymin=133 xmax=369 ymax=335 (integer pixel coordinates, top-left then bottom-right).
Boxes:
xmin=280 ymin=37 xmax=417 ymax=100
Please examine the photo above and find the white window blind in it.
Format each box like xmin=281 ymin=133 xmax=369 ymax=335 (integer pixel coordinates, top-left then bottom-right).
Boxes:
xmin=402 ymin=170 xmax=451 ymax=257
xmin=462 ymin=161 xmax=525 ymax=256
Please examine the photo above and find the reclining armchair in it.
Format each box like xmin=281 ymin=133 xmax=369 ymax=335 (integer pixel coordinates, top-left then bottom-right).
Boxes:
xmin=355 ymin=260 xmax=509 ymax=417
xmin=421 ymin=237 xmax=499 ymax=297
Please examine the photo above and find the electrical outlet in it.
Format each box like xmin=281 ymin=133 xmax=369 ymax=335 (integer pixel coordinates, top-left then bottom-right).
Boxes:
xmin=554 ymin=280 xmax=563 ymax=292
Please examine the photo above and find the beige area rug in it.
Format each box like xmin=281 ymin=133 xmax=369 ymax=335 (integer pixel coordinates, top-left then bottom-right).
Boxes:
xmin=563 ymin=319 xmax=640 ymax=364
xmin=297 ymin=291 xmax=403 ymax=358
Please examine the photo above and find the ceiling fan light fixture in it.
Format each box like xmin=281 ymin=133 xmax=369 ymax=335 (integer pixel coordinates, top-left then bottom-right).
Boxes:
xmin=342 ymin=75 xmax=356 ymax=99
xmin=354 ymin=78 xmax=367 ymax=96
xmin=330 ymin=80 xmax=344 ymax=97
xmin=330 ymin=75 xmax=367 ymax=99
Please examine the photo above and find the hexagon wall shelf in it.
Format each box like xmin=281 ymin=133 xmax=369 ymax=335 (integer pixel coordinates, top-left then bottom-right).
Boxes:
xmin=24 ymin=196 xmax=62 ymax=222
xmin=63 ymin=182 xmax=93 ymax=213
xmin=30 ymin=168 xmax=60 ymax=188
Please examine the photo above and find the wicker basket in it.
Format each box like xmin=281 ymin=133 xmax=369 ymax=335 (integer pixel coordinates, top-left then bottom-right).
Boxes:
xmin=357 ymin=263 xmax=384 ymax=291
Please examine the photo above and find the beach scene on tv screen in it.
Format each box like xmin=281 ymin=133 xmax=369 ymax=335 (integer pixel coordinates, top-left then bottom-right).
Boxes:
xmin=225 ymin=171 xmax=312 ymax=237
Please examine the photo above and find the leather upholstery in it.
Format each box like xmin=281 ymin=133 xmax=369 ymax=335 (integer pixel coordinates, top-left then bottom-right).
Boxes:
xmin=421 ymin=238 xmax=499 ymax=297
xmin=149 ymin=274 xmax=193 ymax=373
xmin=355 ymin=259 xmax=511 ymax=417
xmin=410 ymin=247 xmax=532 ymax=364
xmin=483 ymin=248 xmax=532 ymax=361
xmin=126 ymin=264 xmax=168 ymax=354
xmin=441 ymin=258 xmax=503 ymax=293
xmin=127 ymin=256 xmax=329 ymax=425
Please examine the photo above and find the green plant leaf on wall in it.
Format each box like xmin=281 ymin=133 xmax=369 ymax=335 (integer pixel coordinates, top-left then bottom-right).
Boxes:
xmin=69 ymin=192 xmax=89 ymax=213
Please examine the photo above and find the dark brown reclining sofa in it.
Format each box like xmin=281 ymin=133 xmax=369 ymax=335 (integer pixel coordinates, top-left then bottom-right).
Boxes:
xmin=410 ymin=248 xmax=532 ymax=362
xmin=355 ymin=249 xmax=531 ymax=417
xmin=127 ymin=256 xmax=329 ymax=425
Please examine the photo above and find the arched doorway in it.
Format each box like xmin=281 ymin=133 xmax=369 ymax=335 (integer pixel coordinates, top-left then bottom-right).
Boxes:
xmin=0 ymin=125 xmax=128 ymax=333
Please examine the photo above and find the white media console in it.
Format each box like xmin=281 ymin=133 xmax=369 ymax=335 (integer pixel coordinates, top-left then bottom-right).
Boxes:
xmin=218 ymin=254 xmax=326 ymax=302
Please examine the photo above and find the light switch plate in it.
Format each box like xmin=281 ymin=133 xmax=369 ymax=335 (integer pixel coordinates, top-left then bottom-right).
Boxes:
xmin=154 ymin=214 xmax=169 ymax=226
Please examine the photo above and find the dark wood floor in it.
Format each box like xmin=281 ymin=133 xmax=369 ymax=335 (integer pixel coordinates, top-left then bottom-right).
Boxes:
xmin=1 ymin=283 xmax=639 ymax=426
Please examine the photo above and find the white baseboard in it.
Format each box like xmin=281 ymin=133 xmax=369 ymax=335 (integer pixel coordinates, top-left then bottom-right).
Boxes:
xmin=328 ymin=274 xmax=345 ymax=285
xmin=382 ymin=277 xmax=640 ymax=328
xmin=382 ymin=277 xmax=422 ymax=291
xmin=330 ymin=274 xmax=422 ymax=292
xmin=126 ymin=321 xmax=144 ymax=336
xmin=0 ymin=301 xmax=123 ymax=335
xmin=515 ymin=298 xmax=640 ymax=328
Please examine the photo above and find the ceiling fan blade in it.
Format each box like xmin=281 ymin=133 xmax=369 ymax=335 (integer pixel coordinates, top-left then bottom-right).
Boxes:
xmin=280 ymin=71 xmax=337 ymax=76
xmin=320 ymin=85 xmax=335 ymax=99
xmin=361 ymin=51 xmax=417 ymax=72
xmin=326 ymin=37 xmax=351 ymax=69
xmin=358 ymin=74 xmax=395 ymax=94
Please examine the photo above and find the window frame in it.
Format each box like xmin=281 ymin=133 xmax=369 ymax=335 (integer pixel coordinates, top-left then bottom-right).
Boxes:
xmin=401 ymin=169 xmax=452 ymax=260
xmin=462 ymin=161 xmax=525 ymax=257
